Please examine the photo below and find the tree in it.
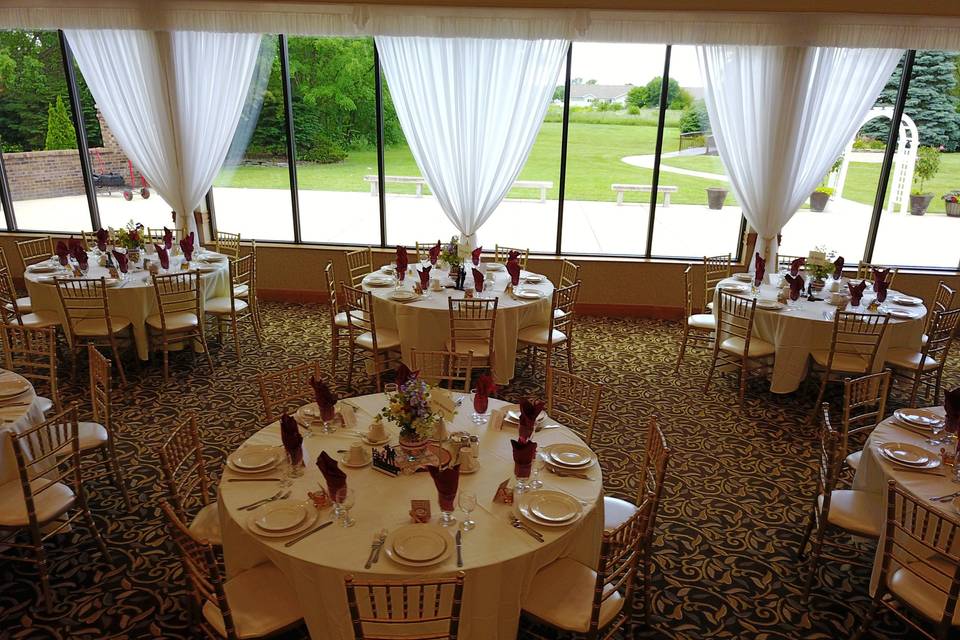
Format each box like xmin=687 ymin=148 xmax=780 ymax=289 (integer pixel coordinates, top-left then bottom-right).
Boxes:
xmin=44 ymin=95 xmax=76 ymax=150
xmin=552 ymin=85 xmax=565 ymax=102
xmin=625 ymin=76 xmax=691 ymax=110
xmin=585 ymin=79 xmax=598 ymax=85
xmin=913 ymin=146 xmax=941 ymax=193
xmin=626 ymin=86 xmax=648 ymax=109
xmin=679 ymin=99 xmax=711 ymax=134
xmin=0 ymin=30 xmax=69 ymax=152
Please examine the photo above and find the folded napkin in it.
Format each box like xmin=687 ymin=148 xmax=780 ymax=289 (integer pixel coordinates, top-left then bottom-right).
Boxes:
xmin=473 ymin=374 xmax=496 ymax=414
xmin=872 ymin=268 xmax=890 ymax=289
xmin=427 ymin=464 xmax=461 ymax=511
xmin=785 ymin=273 xmax=804 ymax=302
xmin=280 ymin=413 xmax=304 ymax=466
xmin=833 ymin=256 xmax=845 ymax=280
xmin=68 ymin=237 xmax=84 ymax=254
xmin=511 ymin=438 xmax=538 ymax=478
xmin=519 ymin=398 xmax=545 ymax=442
xmin=946 ymin=387 xmax=960 ymax=432
xmin=471 ymin=246 xmax=482 ymax=266
xmin=163 ymin=226 xmax=174 ymax=250
xmin=95 ymin=228 xmax=109 ymax=252
xmin=848 ymin=279 xmax=867 ymax=307
xmin=179 ymin=231 xmax=195 ymax=261
xmin=55 ymin=240 xmax=69 ymax=266
xmin=71 ymin=244 xmax=88 ymax=270
xmin=753 ymin=252 xmax=765 ymax=288
xmin=317 ymin=451 xmax=347 ymax=499
xmin=429 ymin=241 xmax=441 ymax=265
xmin=508 ymin=250 xmax=521 ymax=262
xmin=506 ymin=259 xmax=521 ymax=286
xmin=154 ymin=244 xmax=170 ymax=270
xmin=395 ymin=363 xmax=418 ymax=388
xmin=875 ymin=280 xmax=889 ymax=303
xmin=112 ymin=250 xmax=129 ymax=274
xmin=472 ymin=267 xmax=484 ymax=293
xmin=309 ymin=375 xmax=338 ymax=422
xmin=396 ymin=245 xmax=408 ymax=281
xmin=789 ymin=257 xmax=806 ymax=277
xmin=418 ymin=265 xmax=431 ymax=289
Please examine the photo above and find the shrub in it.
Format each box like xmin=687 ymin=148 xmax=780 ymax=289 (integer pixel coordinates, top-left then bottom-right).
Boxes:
xmin=627 ymin=105 xmax=640 ymax=115
xmin=914 ymin=145 xmax=941 ymax=193
xmin=814 ymin=186 xmax=834 ymax=196
xmin=299 ymin=137 xmax=347 ymax=163
xmin=678 ymin=99 xmax=710 ymax=134
xmin=44 ymin=95 xmax=76 ymax=151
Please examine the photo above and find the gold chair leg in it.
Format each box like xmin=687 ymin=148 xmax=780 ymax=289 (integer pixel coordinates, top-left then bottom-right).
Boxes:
xmin=109 ymin=338 xmax=128 ymax=387
xmin=330 ymin=329 xmax=339 ymax=374
xmin=231 ymin=316 xmax=241 ymax=361
xmin=675 ymin=326 xmax=690 ymax=373
xmin=30 ymin=526 xmax=53 ymax=613
xmin=250 ymin=312 xmax=263 ymax=347
xmin=809 ymin=370 xmax=830 ymax=426
xmin=108 ymin=441 xmax=133 ymax=512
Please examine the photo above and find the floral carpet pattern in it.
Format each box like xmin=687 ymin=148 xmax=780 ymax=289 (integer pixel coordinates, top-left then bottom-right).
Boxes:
xmin=0 ymin=301 xmax=954 ymax=639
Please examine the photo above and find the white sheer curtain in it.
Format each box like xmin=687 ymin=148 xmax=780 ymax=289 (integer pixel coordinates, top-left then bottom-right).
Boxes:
xmin=376 ymin=36 xmax=567 ymax=248
xmin=697 ymin=46 xmax=902 ymax=267
xmin=66 ymin=29 xmax=261 ymax=235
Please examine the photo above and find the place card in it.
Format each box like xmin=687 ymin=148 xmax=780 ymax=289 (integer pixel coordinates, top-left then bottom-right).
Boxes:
xmin=308 ymin=488 xmax=333 ymax=509
xmin=339 ymin=404 xmax=357 ymax=428
xmin=493 ymin=478 xmax=514 ymax=505
xmin=180 ymin=261 xmax=191 ymax=271
xmin=107 ymin=267 xmax=119 ymax=279
xmin=410 ymin=499 xmax=431 ymax=523
xmin=430 ymin=388 xmax=457 ymax=421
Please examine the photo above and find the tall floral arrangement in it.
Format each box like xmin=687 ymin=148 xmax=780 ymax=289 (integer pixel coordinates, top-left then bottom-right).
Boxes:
xmin=113 ymin=220 xmax=145 ymax=251
xmin=381 ymin=370 xmax=441 ymax=442
xmin=440 ymin=235 xmax=463 ymax=269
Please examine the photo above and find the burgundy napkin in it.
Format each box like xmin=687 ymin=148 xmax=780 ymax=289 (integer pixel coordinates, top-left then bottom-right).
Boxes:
xmin=317 ymin=451 xmax=347 ymax=499
xmin=472 ymin=267 xmax=484 ymax=293
xmin=848 ymin=280 xmax=867 ymax=307
xmin=519 ymin=398 xmax=545 ymax=442
xmin=945 ymin=387 xmax=960 ymax=432
xmin=426 ymin=464 xmax=461 ymax=511
xmin=507 ymin=250 xmax=521 ymax=262
xmin=753 ymin=252 xmax=765 ymax=288
xmin=95 ymin=228 xmax=109 ymax=252
xmin=833 ymin=256 xmax=845 ymax=280
xmin=71 ymin=244 xmax=88 ymax=270
xmin=395 ymin=363 xmax=418 ymax=388
xmin=179 ymin=232 xmax=195 ymax=261
xmin=68 ymin=237 xmax=83 ymax=255
xmin=875 ymin=280 xmax=889 ymax=303
xmin=163 ymin=227 xmax=174 ymax=250
xmin=473 ymin=374 xmax=496 ymax=414
xmin=506 ymin=259 xmax=521 ymax=286
xmin=471 ymin=246 xmax=482 ymax=266
xmin=429 ymin=241 xmax=441 ymax=265
xmin=784 ymin=274 xmax=804 ymax=302
xmin=789 ymin=257 xmax=806 ymax=276
xmin=418 ymin=265 xmax=431 ymax=289
xmin=309 ymin=375 xmax=338 ymax=422
xmin=396 ymin=246 xmax=408 ymax=282
xmin=55 ymin=241 xmax=69 ymax=266
xmin=154 ymin=244 xmax=169 ymax=270
xmin=872 ymin=268 xmax=890 ymax=289
xmin=112 ymin=250 xmax=129 ymax=274
xmin=280 ymin=413 xmax=304 ymax=466
xmin=511 ymin=439 xmax=538 ymax=478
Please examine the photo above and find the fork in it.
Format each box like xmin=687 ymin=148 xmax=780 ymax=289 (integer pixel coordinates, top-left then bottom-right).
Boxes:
xmin=239 ymin=490 xmax=290 ymax=511
xmin=546 ymin=466 xmax=592 ymax=480
xmin=509 ymin=515 xmax=543 ymax=542
xmin=365 ymin=529 xmax=388 ymax=569
xmin=931 ymin=490 xmax=960 ymax=502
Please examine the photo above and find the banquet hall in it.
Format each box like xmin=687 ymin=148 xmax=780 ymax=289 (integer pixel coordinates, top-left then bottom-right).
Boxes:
xmin=1 ymin=1 xmax=960 ymax=639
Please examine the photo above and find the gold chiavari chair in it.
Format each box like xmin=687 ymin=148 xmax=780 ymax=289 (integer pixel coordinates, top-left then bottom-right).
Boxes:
xmin=146 ymin=227 xmax=186 ymax=246
xmin=704 ymin=292 xmax=774 ymax=404
xmin=518 ymin=281 xmax=579 ymax=376
xmin=559 ymin=259 xmax=581 ymax=288
xmin=924 ymin=280 xmax=957 ymax=346
xmin=415 ymin=241 xmax=441 ymax=263
xmin=324 ymin=261 xmax=350 ymax=374
xmin=159 ymin=414 xmax=221 ymax=545
xmin=0 ymin=405 xmax=108 ymax=611
xmin=56 ymin=277 xmax=132 ymax=386
xmin=839 ymin=370 xmax=891 ymax=474
xmin=885 ymin=308 xmax=960 ymax=407
xmin=675 ymin=265 xmax=715 ymax=372
xmin=603 ymin=416 xmax=670 ymax=624
xmin=342 ymin=284 xmax=400 ymax=392
xmin=256 ymin=361 xmax=321 ymax=424
xmin=345 ymin=247 xmax=374 ymax=287
xmin=853 ymin=480 xmax=960 ymax=640
xmin=0 ymin=323 xmax=60 ymax=415
xmin=797 ymin=404 xmax=881 ymax=604
xmin=776 ymin=254 xmax=806 ymax=274
xmin=205 ymin=254 xmax=262 ymax=361
xmin=494 ymin=245 xmax=529 ymax=269
xmin=410 ymin=349 xmax=474 ymax=392
xmin=546 ymin=365 xmax=602 ymax=447
xmin=345 ymin=572 xmax=465 ymax=640
xmin=214 ymin=230 xmax=242 ymax=259
xmin=148 ymin=271 xmax=213 ymax=380
xmin=236 ymin=239 xmax=265 ymax=337
xmin=16 ymin=236 xmax=54 ymax=269
xmin=0 ymin=263 xmax=58 ymax=329
xmin=446 ymin=298 xmax=498 ymax=375
xmin=855 ymin=261 xmax=898 ymax=288
xmin=160 ymin=500 xmax=304 ymax=639
xmin=0 ymin=246 xmax=33 ymax=313
xmin=522 ymin=500 xmax=650 ymax=638
xmin=808 ymin=310 xmax=890 ymax=424
xmin=702 ymin=253 xmax=731 ymax=312
xmin=78 ymin=344 xmax=132 ymax=510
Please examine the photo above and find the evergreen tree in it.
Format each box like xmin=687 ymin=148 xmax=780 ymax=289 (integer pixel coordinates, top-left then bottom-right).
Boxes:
xmin=44 ymin=94 xmax=76 ymax=150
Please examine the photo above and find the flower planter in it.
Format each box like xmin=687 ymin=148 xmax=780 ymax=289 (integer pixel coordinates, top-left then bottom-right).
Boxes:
xmin=946 ymin=202 xmax=960 ymax=218
xmin=910 ymin=193 xmax=934 ymax=216
xmin=706 ymin=187 xmax=728 ymax=210
xmin=809 ymin=191 xmax=830 ymax=212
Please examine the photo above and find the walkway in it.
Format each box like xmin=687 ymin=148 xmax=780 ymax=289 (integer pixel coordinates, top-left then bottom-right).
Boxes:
xmin=621 ymin=153 xmax=730 ymax=182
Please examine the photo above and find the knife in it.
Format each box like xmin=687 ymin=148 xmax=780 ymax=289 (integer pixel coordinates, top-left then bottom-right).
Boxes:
xmin=284 ymin=519 xmax=335 ymax=547
xmin=455 ymin=530 xmax=463 ymax=567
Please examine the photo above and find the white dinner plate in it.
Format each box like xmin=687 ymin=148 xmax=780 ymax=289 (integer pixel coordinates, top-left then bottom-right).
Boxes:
xmin=379 ymin=266 xmax=396 ymax=275
xmin=892 ymin=416 xmax=933 ymax=435
xmin=391 ymin=525 xmax=448 ymax=561
xmin=720 ymin=284 xmax=749 ymax=293
xmin=524 ymin=274 xmax=545 ymax=284
xmin=388 ymin=290 xmax=419 ymax=302
xmin=894 ymin=408 xmax=944 ymax=429
xmin=253 ymin=500 xmax=309 ymax=532
xmin=890 ymin=295 xmax=923 ymax=306
xmin=229 ymin=445 xmax=280 ymax=471
xmin=486 ymin=263 xmax=506 ymax=271
xmin=247 ymin=501 xmax=319 ymax=538
xmin=35 ymin=275 xmax=58 ymax=284
xmin=520 ymin=490 xmax=581 ymax=524
xmin=384 ymin=525 xmax=453 ymax=567
xmin=513 ymin=288 xmax=542 ymax=300
xmin=0 ymin=379 xmax=30 ymax=399
xmin=364 ymin=275 xmax=395 ymax=287
xmin=196 ymin=265 xmax=219 ymax=274
xmin=104 ymin=278 xmax=121 ymax=288
xmin=27 ymin=265 xmax=58 ymax=274
xmin=878 ymin=442 xmax=932 ymax=466
xmin=733 ymin=273 xmax=753 ymax=282
xmin=756 ymin=300 xmax=785 ymax=310
xmin=883 ymin=308 xmax=916 ymax=320
xmin=543 ymin=443 xmax=595 ymax=468
xmin=197 ymin=255 xmax=225 ymax=263
xmin=878 ymin=451 xmax=942 ymax=472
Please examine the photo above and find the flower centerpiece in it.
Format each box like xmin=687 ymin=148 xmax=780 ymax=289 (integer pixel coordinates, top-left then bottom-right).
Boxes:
xmin=943 ymin=191 xmax=960 ymax=217
xmin=803 ymin=246 xmax=835 ymax=293
xmin=381 ymin=366 xmax=442 ymax=460
xmin=440 ymin=235 xmax=469 ymax=289
xmin=113 ymin=220 xmax=145 ymax=262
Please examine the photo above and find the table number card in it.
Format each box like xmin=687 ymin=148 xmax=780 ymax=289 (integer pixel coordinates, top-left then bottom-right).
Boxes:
xmin=493 ymin=478 xmax=514 ymax=505
xmin=410 ymin=499 xmax=431 ymax=523
xmin=180 ymin=261 xmax=191 ymax=271
xmin=107 ymin=267 xmax=119 ymax=279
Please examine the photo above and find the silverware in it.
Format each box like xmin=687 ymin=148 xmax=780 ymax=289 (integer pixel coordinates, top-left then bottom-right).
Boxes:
xmin=455 ymin=530 xmax=464 ymax=567
xmin=227 ymin=478 xmax=281 ymax=483
xmin=371 ymin=529 xmax=388 ymax=564
xmin=931 ymin=490 xmax=960 ymax=502
xmin=239 ymin=490 xmax=289 ymax=511
xmin=546 ymin=466 xmax=592 ymax=480
xmin=509 ymin=515 xmax=543 ymax=542
xmin=365 ymin=529 xmax=388 ymax=569
xmin=284 ymin=519 xmax=335 ymax=547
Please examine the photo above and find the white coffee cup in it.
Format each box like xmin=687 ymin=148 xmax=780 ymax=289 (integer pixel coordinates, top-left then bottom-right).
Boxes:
xmin=459 ymin=446 xmax=477 ymax=471
xmin=368 ymin=420 xmax=387 ymax=441
xmin=348 ymin=443 xmax=366 ymax=465
xmin=430 ymin=277 xmax=443 ymax=291
xmin=829 ymin=280 xmax=841 ymax=292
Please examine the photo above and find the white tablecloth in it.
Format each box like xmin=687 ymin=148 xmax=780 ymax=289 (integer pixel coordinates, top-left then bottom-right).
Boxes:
xmin=365 ymin=267 xmax=553 ymax=385
xmin=713 ymin=277 xmax=927 ymax=393
xmin=0 ymin=370 xmax=46 ymax=485
xmin=218 ymin=394 xmax=603 ymax=640
xmin=24 ymin=250 xmax=231 ymax=360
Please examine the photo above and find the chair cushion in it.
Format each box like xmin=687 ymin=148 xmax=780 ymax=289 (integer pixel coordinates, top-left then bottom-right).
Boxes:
xmin=845 ymin=450 xmax=862 ymax=471
xmin=603 ymin=496 xmax=637 ymax=531
xmin=921 ymin=334 xmax=929 ymax=347
xmin=74 ymin=316 xmax=132 ymax=336
xmin=522 ymin=557 xmax=624 ymax=633
xmin=356 ymin=329 xmax=400 ymax=351
xmin=517 ymin=325 xmax=567 ymax=346
xmin=206 ymin=297 xmax=249 ymax=315
xmin=0 ymin=477 xmax=75 ymax=526
xmin=202 ymin=562 xmax=302 ymax=639
xmin=36 ymin=396 xmax=54 ymax=414
xmin=6 ymin=297 xmax=32 ymax=314
xmin=818 ymin=490 xmax=882 ymax=538
xmin=77 ymin=421 xmax=108 ymax=451
xmin=333 ymin=311 xmax=349 ymax=328
xmin=146 ymin=312 xmax=199 ymax=331
xmin=688 ymin=313 xmax=715 ymax=330
xmin=232 ymin=284 xmax=249 ymax=298
xmin=810 ymin=350 xmax=870 ymax=373
xmin=444 ymin=339 xmax=491 ymax=358
xmin=885 ymin=347 xmax=939 ymax=372
xmin=189 ymin=502 xmax=223 ymax=546
xmin=719 ymin=336 xmax=775 ymax=358
xmin=553 ymin=308 xmax=567 ymax=320
xmin=888 ymin=555 xmax=960 ymax=626
xmin=20 ymin=310 xmax=61 ymax=329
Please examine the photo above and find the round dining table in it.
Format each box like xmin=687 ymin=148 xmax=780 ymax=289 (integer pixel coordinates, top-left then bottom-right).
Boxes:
xmin=218 ymin=393 xmax=603 ymax=640
xmin=713 ymin=276 xmax=927 ymax=394
xmin=24 ymin=248 xmax=231 ymax=360
xmin=0 ymin=369 xmax=46 ymax=485
xmin=363 ymin=265 xmax=554 ymax=385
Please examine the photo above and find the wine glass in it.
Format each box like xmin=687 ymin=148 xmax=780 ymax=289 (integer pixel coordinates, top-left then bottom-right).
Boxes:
xmin=459 ymin=491 xmax=477 ymax=531
xmin=470 ymin=389 xmax=489 ymax=425
xmin=930 ymin=420 xmax=947 ymax=446
xmin=529 ymin=454 xmax=545 ymax=490
xmin=335 ymin=488 xmax=356 ymax=528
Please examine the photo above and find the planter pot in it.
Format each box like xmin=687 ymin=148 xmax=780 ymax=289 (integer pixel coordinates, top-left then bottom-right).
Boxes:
xmin=706 ymin=187 xmax=728 ymax=210
xmin=946 ymin=202 xmax=960 ymax=218
xmin=809 ymin=278 xmax=826 ymax=294
xmin=809 ymin=191 xmax=830 ymax=212
xmin=910 ymin=193 xmax=934 ymax=216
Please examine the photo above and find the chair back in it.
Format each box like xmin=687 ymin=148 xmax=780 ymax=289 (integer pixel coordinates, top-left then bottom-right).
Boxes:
xmin=681 ymin=266 xmax=695 ymax=321
xmin=825 ymin=311 xmax=889 ymax=373
xmin=55 ymin=278 xmax=115 ymax=336
xmin=147 ymin=227 xmax=186 ymax=246
xmin=559 ymin=259 xmax=580 ymax=287
xmin=0 ymin=265 xmax=23 ymax=324
xmin=215 ymin=231 xmax=241 ymax=259
xmin=415 ymin=241 xmax=441 ymax=263
xmin=342 ymin=284 xmax=382 ymax=344
xmin=776 ymin=254 xmax=805 ymax=273
xmin=324 ymin=261 xmax=342 ymax=319
xmin=546 ymin=366 xmax=602 ymax=447
xmin=925 ymin=280 xmax=957 ymax=333
xmin=159 ymin=500 xmax=236 ymax=639
xmin=158 ymin=415 xmax=212 ymax=521
xmin=88 ymin=344 xmax=112 ymax=430
xmin=227 ymin=254 xmax=254 ymax=312
xmin=856 ymin=262 xmax=898 ymax=288
xmin=410 ymin=349 xmax=474 ymax=392
xmin=715 ymin=291 xmax=757 ymax=347
xmin=0 ymin=324 xmax=59 ymax=411
xmin=448 ymin=298 xmax=498 ymax=357
xmin=924 ymin=308 xmax=960 ymax=371
xmin=636 ymin=417 xmax=670 ymax=538
xmin=549 ymin=282 xmax=579 ymax=341
xmin=703 ymin=254 xmax=731 ymax=310
xmin=257 ymin=361 xmax=322 ymax=423
xmin=345 ymin=247 xmax=374 ymax=287
xmin=151 ymin=272 xmax=202 ymax=332
xmin=494 ymin=245 xmax=529 ymax=269
xmin=815 ymin=404 xmax=843 ymax=516
xmin=345 ymin=572 xmax=465 ymax=640
xmin=16 ymin=237 xmax=54 ymax=269
xmin=841 ymin=370 xmax=891 ymax=455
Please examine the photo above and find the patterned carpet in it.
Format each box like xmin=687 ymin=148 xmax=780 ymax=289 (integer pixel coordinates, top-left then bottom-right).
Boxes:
xmin=0 ymin=301 xmax=955 ymax=640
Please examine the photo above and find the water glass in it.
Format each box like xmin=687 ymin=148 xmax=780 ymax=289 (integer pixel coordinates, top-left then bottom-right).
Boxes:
xmin=471 ymin=389 xmax=489 ymax=425
xmin=459 ymin=491 xmax=477 ymax=531
xmin=929 ymin=421 xmax=946 ymax=446
xmin=529 ymin=454 xmax=545 ymax=490
xmin=335 ymin=488 xmax=356 ymax=528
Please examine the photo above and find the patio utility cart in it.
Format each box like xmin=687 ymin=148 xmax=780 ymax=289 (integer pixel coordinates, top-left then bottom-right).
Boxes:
xmin=90 ymin=150 xmax=151 ymax=200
